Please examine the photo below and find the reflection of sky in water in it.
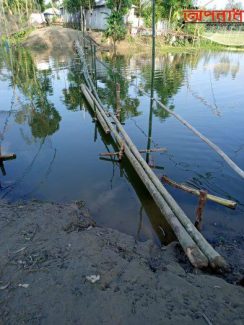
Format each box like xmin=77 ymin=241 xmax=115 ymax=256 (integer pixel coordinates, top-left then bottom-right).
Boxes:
xmin=0 ymin=48 xmax=243 ymax=247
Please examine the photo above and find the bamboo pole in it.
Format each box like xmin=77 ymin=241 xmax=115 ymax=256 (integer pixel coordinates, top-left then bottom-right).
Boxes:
xmin=162 ymin=175 xmax=237 ymax=209
xmin=84 ymin=83 xmax=228 ymax=271
xmin=116 ymin=83 xmax=121 ymax=119
xmin=100 ymin=148 xmax=167 ymax=156
xmin=148 ymin=93 xmax=244 ymax=179
xmin=76 ymin=42 xmax=228 ymax=270
xmin=81 ymin=84 xmax=110 ymax=134
xmin=195 ymin=190 xmax=208 ymax=231
xmin=81 ymin=83 xmax=208 ymax=268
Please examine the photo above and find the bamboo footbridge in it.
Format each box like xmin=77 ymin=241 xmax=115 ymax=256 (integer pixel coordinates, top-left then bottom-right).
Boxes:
xmin=76 ymin=39 xmax=231 ymax=271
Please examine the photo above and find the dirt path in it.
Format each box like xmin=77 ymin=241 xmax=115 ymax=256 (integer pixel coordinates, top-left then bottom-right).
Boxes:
xmin=0 ymin=201 xmax=243 ymax=324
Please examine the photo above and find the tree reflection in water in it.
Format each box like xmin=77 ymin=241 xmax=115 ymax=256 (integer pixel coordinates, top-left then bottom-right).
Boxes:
xmin=0 ymin=47 xmax=61 ymax=140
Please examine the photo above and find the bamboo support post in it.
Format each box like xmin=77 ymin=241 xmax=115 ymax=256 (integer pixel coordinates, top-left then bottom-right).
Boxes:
xmin=118 ymin=143 xmax=125 ymax=161
xmin=161 ymin=175 xmax=237 ymax=209
xmin=116 ymin=83 xmax=121 ymax=120
xmin=195 ymin=190 xmax=208 ymax=231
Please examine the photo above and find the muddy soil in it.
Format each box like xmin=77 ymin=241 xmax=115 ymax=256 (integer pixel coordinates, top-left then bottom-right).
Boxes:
xmin=0 ymin=201 xmax=243 ymax=324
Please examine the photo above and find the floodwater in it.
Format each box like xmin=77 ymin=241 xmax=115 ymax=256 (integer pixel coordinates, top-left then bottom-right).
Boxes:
xmin=0 ymin=45 xmax=243 ymax=246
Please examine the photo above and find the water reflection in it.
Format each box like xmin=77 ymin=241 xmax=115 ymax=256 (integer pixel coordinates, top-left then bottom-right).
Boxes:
xmin=89 ymin=112 xmax=175 ymax=244
xmin=63 ymin=60 xmax=85 ymax=111
xmin=99 ymin=52 xmax=203 ymax=121
xmin=213 ymin=56 xmax=240 ymax=80
xmin=97 ymin=55 xmax=141 ymax=122
xmin=202 ymin=53 xmax=241 ymax=80
xmin=0 ymin=45 xmax=243 ymax=247
xmin=0 ymin=47 xmax=61 ymax=140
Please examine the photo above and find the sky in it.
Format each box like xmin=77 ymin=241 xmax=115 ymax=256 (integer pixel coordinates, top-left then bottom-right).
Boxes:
xmin=197 ymin=0 xmax=231 ymax=9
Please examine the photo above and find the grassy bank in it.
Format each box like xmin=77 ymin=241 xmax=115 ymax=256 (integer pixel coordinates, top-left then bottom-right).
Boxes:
xmin=2 ymin=26 xmax=243 ymax=54
xmin=204 ymin=31 xmax=244 ymax=47
xmin=90 ymin=31 xmax=244 ymax=55
xmin=1 ymin=27 xmax=34 ymax=45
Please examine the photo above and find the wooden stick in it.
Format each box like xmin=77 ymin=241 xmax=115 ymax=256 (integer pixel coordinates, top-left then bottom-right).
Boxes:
xmin=100 ymin=157 xmax=120 ymax=163
xmin=0 ymin=154 xmax=16 ymax=161
xmin=0 ymin=162 xmax=6 ymax=176
xmin=195 ymin=190 xmax=208 ymax=231
xmin=162 ymin=175 xmax=237 ymax=209
xmin=139 ymin=148 xmax=167 ymax=153
xmin=99 ymin=148 xmax=167 ymax=156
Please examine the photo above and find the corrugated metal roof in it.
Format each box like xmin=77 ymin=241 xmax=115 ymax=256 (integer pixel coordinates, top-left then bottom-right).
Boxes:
xmin=94 ymin=0 xmax=136 ymax=8
xmin=95 ymin=0 xmax=106 ymax=6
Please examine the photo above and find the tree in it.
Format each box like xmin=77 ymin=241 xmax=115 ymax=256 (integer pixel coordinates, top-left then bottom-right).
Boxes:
xmin=162 ymin=0 xmax=194 ymax=24
xmin=63 ymin=0 xmax=94 ymax=13
xmin=139 ymin=0 xmax=166 ymax=27
xmin=2 ymin=0 xmax=44 ymax=15
xmin=104 ymin=0 xmax=132 ymax=53
xmin=225 ymin=0 xmax=243 ymax=9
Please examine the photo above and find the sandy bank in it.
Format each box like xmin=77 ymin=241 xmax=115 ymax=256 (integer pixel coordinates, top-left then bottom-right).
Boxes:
xmin=0 ymin=201 xmax=243 ymax=324
xmin=21 ymin=27 xmax=192 ymax=56
xmin=22 ymin=27 xmax=82 ymax=53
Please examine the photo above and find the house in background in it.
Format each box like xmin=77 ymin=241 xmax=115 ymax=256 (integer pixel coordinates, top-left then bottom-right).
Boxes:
xmin=61 ymin=0 xmax=169 ymax=35
xmin=85 ymin=0 xmax=110 ymax=30
xmin=85 ymin=0 xmax=139 ymax=31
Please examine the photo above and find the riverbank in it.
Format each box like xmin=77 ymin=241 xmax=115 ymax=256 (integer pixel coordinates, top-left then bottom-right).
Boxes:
xmin=16 ymin=26 xmax=242 ymax=56
xmin=87 ymin=30 xmax=244 ymax=54
xmin=0 ymin=200 xmax=244 ymax=324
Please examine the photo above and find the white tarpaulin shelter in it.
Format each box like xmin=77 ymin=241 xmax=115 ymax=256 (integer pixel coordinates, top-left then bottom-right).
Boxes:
xmin=44 ymin=8 xmax=61 ymax=16
xmin=29 ymin=13 xmax=46 ymax=25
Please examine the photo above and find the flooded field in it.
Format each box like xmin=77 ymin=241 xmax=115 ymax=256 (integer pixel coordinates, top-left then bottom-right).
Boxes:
xmin=0 ymin=46 xmax=243 ymax=247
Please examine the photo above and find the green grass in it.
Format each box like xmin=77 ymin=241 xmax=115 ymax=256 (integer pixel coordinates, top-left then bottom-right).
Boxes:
xmin=203 ymin=31 xmax=244 ymax=47
xmin=1 ymin=27 xmax=34 ymax=45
